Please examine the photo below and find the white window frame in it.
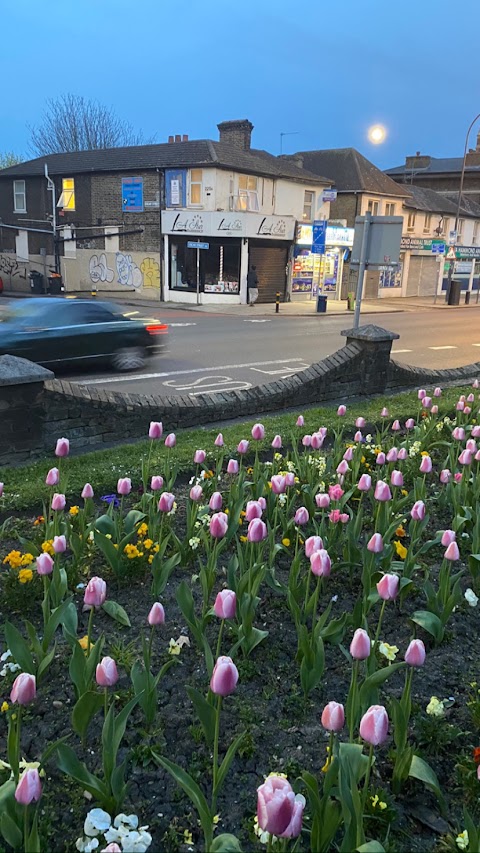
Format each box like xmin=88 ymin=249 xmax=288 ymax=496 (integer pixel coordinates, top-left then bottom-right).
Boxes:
xmin=473 ymin=222 xmax=479 ymax=245
xmin=13 ymin=180 xmax=26 ymax=213
xmin=458 ymin=218 xmax=465 ymax=243
xmin=237 ymin=175 xmax=259 ymax=211
xmin=189 ymin=169 xmax=203 ymax=206
xmin=385 ymin=202 xmax=395 ymax=216
xmin=303 ymin=190 xmax=315 ymax=221
xmin=407 ymin=212 xmax=416 ymax=232
xmin=367 ymin=199 xmax=379 ymax=215
xmin=442 ymin=217 xmax=449 ymax=237
xmin=423 ymin=214 xmax=432 ymax=233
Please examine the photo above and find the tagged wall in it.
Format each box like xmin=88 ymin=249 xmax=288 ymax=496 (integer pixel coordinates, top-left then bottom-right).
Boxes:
xmin=0 ymin=252 xmax=52 ymax=293
xmin=61 ymin=249 xmax=161 ymax=297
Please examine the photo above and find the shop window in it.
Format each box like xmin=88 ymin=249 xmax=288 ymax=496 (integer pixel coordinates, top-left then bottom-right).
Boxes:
xmin=458 ymin=219 xmax=465 ymax=243
xmin=13 ymin=180 xmax=26 ymax=213
xmin=367 ymin=199 xmax=379 ymax=215
xmin=237 ymin=175 xmax=259 ymax=211
xmin=190 ymin=169 xmax=203 ymax=205
xmin=303 ymin=191 xmax=315 ymax=221
xmin=473 ymin=222 xmax=479 ymax=245
xmin=170 ymin=238 xmax=240 ymax=294
xmin=385 ymin=203 xmax=396 ymax=216
xmin=407 ymin=212 xmax=416 ymax=232
xmin=423 ymin=214 xmax=431 ymax=233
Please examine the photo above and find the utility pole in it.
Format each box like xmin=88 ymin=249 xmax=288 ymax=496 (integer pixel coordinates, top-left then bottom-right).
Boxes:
xmin=445 ymin=112 xmax=480 ymax=303
xmin=352 ymin=212 xmax=372 ymax=330
xmin=44 ymin=164 xmax=59 ymax=273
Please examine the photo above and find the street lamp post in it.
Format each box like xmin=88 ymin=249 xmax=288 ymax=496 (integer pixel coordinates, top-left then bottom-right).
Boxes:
xmin=445 ymin=112 xmax=480 ymax=302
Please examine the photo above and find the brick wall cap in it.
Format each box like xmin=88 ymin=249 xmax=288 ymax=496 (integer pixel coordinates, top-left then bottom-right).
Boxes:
xmin=341 ymin=324 xmax=400 ymax=342
xmin=0 ymin=355 xmax=54 ymax=386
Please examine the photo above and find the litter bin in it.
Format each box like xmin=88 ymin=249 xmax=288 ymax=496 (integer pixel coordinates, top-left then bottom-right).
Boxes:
xmin=448 ymin=279 xmax=462 ymax=306
xmin=47 ymin=273 xmax=64 ymax=295
xmin=29 ymin=270 xmax=44 ymax=294
xmin=347 ymin=291 xmax=355 ymax=311
xmin=316 ymin=294 xmax=328 ymax=314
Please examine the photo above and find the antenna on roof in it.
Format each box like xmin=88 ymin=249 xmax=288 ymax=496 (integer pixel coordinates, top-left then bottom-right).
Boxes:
xmin=280 ymin=132 xmax=300 ymax=155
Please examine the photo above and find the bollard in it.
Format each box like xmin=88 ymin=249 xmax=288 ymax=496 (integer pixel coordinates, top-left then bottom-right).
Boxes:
xmin=91 ymin=286 xmax=97 ymax=298
xmin=276 ymin=291 xmax=280 ymax=313
xmin=466 ymin=291 xmax=471 ymax=305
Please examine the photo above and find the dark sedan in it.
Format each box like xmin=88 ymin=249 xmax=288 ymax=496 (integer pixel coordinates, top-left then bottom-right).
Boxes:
xmin=0 ymin=298 xmax=168 ymax=371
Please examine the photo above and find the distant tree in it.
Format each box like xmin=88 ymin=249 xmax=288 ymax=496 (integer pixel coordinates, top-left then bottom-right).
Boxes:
xmin=28 ymin=94 xmax=151 ymax=155
xmin=0 ymin=152 xmax=23 ymax=169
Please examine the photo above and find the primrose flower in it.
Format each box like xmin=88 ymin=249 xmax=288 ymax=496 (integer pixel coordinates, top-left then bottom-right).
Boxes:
xmin=378 ymin=642 xmax=399 ymax=662
xmin=426 ymin=696 xmax=445 ymax=717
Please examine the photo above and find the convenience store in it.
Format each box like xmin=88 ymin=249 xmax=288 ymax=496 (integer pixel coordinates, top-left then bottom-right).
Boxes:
xmin=292 ymin=224 xmax=354 ymax=298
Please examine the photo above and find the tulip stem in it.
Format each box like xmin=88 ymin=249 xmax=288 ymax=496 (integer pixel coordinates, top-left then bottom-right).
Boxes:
xmin=328 ymin=729 xmax=334 ymax=766
xmin=373 ymin=599 xmax=387 ymax=652
xmin=23 ymin=805 xmax=28 ymax=853
xmin=212 ymin=694 xmax=222 ymax=814
xmin=148 ymin=626 xmax=155 ymax=669
xmin=86 ymin=606 xmax=94 ymax=657
xmin=310 ymin=576 xmax=322 ymax=648
xmin=359 ymin=743 xmax=375 ymax=844
xmin=347 ymin=659 xmax=359 ymax=742
xmin=303 ymin=569 xmax=311 ymax=623
xmin=14 ymin=706 xmax=22 ymax=784
xmin=42 ymin=575 xmax=50 ymax=633
xmin=104 ymin=687 xmax=108 ymax=719
xmin=215 ymin=620 xmax=225 ymax=662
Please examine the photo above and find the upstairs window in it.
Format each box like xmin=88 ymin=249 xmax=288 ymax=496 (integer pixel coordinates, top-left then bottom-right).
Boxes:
xmin=367 ymin=199 xmax=379 ymax=215
xmin=473 ymin=222 xmax=479 ymax=244
xmin=423 ymin=214 xmax=432 ymax=233
xmin=13 ymin=180 xmax=26 ymax=213
xmin=303 ymin=191 xmax=315 ymax=221
xmin=407 ymin=212 xmax=416 ymax=232
xmin=458 ymin=219 xmax=465 ymax=243
xmin=238 ymin=175 xmax=259 ymax=211
xmin=385 ymin=202 xmax=396 ymax=216
xmin=190 ymin=169 xmax=203 ymax=205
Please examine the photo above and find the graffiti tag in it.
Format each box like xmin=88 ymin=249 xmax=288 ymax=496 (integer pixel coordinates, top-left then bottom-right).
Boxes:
xmin=116 ymin=252 xmax=143 ymax=288
xmin=0 ymin=255 xmax=27 ymax=279
xmin=89 ymin=253 xmax=114 ymax=283
xmin=140 ymin=257 xmax=160 ymax=289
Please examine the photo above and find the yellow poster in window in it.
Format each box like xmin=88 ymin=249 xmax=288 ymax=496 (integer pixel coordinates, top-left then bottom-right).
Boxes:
xmin=62 ymin=178 xmax=75 ymax=211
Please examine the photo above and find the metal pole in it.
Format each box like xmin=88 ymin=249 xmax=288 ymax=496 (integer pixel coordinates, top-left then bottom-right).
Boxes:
xmin=196 ymin=247 xmax=200 ymax=305
xmin=276 ymin=291 xmax=280 ymax=313
xmin=352 ymin=211 xmax=372 ymax=330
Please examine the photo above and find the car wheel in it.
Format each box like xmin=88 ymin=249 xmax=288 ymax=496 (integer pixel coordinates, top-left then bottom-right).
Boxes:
xmin=112 ymin=347 xmax=146 ymax=372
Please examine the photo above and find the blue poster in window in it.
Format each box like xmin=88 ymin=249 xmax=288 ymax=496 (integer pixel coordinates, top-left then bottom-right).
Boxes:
xmin=122 ymin=177 xmax=144 ymax=212
xmin=166 ymin=169 xmax=187 ymax=207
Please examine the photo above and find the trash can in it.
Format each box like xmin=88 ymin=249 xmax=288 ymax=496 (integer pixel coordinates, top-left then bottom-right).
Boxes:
xmin=347 ymin=291 xmax=355 ymax=311
xmin=448 ymin=279 xmax=462 ymax=306
xmin=47 ymin=273 xmax=64 ymax=295
xmin=29 ymin=270 xmax=44 ymax=294
xmin=316 ymin=294 xmax=328 ymax=313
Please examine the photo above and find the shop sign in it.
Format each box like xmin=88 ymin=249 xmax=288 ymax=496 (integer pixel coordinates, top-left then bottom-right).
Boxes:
xmin=162 ymin=211 xmax=295 ymax=240
xmin=401 ymin=236 xmax=437 ymax=251
xmin=455 ymin=245 xmax=480 ymax=259
xmin=326 ymin=226 xmax=354 ymax=246
xmin=322 ymin=189 xmax=337 ymax=202
xmin=121 ymin=177 xmax=144 ymax=212
xmin=312 ymin=221 xmax=327 ymax=255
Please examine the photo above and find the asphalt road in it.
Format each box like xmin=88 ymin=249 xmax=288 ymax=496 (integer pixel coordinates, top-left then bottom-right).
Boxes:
xmin=68 ymin=305 xmax=480 ymax=397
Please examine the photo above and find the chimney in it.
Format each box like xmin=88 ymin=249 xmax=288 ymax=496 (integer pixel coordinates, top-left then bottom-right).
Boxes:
xmin=175 ymin=134 xmax=181 ymax=143
xmin=168 ymin=135 xmax=174 ymax=143
xmin=182 ymin=134 xmax=189 ymax=142
xmin=280 ymin=153 xmax=304 ymax=169
xmin=217 ymin=119 xmax=254 ymax=150
xmin=405 ymin=152 xmax=431 ymax=170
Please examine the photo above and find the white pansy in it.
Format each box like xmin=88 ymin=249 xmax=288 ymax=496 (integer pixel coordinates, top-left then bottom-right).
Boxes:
xmin=188 ymin=537 xmax=200 ymax=550
xmin=0 ymin=649 xmax=12 ymax=662
xmin=76 ymin=838 xmax=99 ymax=853
xmin=465 ymin=588 xmax=479 ymax=607
xmin=84 ymin=808 xmax=112 ymax=837
xmin=114 ymin=814 xmax=139 ymax=830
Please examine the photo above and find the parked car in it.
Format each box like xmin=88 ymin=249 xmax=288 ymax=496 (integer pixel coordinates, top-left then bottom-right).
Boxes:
xmin=0 ymin=298 xmax=168 ymax=371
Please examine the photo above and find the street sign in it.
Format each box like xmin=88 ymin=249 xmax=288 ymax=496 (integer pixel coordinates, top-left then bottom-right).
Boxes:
xmin=446 ymin=247 xmax=456 ymax=259
xmin=431 ymin=240 xmax=445 ymax=254
xmin=121 ymin=177 xmax=144 ymax=212
xmin=322 ymin=189 xmax=337 ymax=202
xmin=449 ymin=230 xmax=457 ymax=245
xmin=351 ymin=216 xmax=403 ymax=267
xmin=312 ymin=221 xmax=327 ymax=255
xmin=187 ymin=241 xmax=210 ymax=250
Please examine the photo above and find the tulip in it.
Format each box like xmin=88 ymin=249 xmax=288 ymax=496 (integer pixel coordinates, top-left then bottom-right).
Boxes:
xmin=473 ymin=379 xmax=479 ymax=389
xmin=214 ymin=589 xmax=236 ymax=620
xmin=271 ymin=474 xmax=287 ymax=494
xmin=302 ymin=434 xmax=312 ymax=447
xmin=148 ymin=602 xmax=165 ymax=625
xmin=404 ymin=639 xmax=426 ymax=667
xmin=237 ymin=439 xmax=249 ymax=454
xmin=459 ymin=395 xmax=466 ymax=402
xmin=209 ymin=492 xmax=223 ymax=511
xmin=357 ymin=473 xmax=372 ymax=491
xmin=459 ymin=449 xmax=473 ymax=465
xmin=476 ymin=450 xmax=480 ymax=462
xmin=227 ymin=459 xmax=239 ymax=475
xmin=444 ymin=541 xmax=460 ymax=561
xmin=431 ymin=405 xmax=438 ymax=415
xmin=247 ymin=518 xmax=268 ymax=542
xmin=296 ymin=415 xmax=305 ymax=427
xmin=294 ymin=507 xmax=308 ymax=526
xmin=411 ymin=500 xmax=426 ymax=521
xmin=337 ymin=405 xmax=347 ymax=416
xmin=258 ymin=496 xmax=267 ymax=511
xmin=321 ymin=701 xmax=345 ymax=732
xmin=305 ymin=535 xmax=324 ymax=558
xmin=468 ymin=393 xmax=475 ymax=403
xmin=386 ymin=447 xmax=398 ymax=463
xmin=376 ymin=573 xmax=399 ymax=600
xmin=417 ymin=389 xmax=426 ymax=400
xmin=51 ymin=493 xmax=66 ymax=511
xmin=117 ymin=477 xmax=132 ymax=495
xmin=251 ymin=423 xmax=265 ymax=441
xmin=329 ymin=483 xmax=344 ymax=501
xmin=210 ymin=512 xmax=229 ymax=539
xmin=210 ymin=655 xmax=238 ymax=696
xmin=10 ymin=673 xmax=36 ymax=705
xmin=350 ymin=628 xmax=371 ymax=660
xmin=452 ymin=427 xmax=466 ymax=441
xmin=84 ymin=576 xmax=107 ymax=607
xmin=310 ymin=549 xmax=331 ymax=577
xmin=466 ymin=405 xmax=472 ymax=414
xmin=390 ymin=470 xmax=404 ymax=488
xmin=55 ymin=437 xmax=69 ymax=457
xmin=472 ymin=425 xmax=480 ymax=438
xmin=422 ymin=396 xmax=432 ymax=409
xmin=376 ymin=452 xmax=386 ymax=465
xmin=53 ymin=535 xmax=67 ymax=554
xmin=392 ymin=419 xmax=401 ymax=431
xmin=356 ymin=416 xmax=366 ymax=428
xmin=189 ymin=485 xmax=203 ymax=502
xmin=271 ymin=434 xmax=282 ymax=449
xmin=165 ymin=433 xmax=176 ymax=448
xmin=150 ymin=475 xmax=164 ymax=491
xmin=340 ymin=513 xmax=349 ymax=523
xmin=285 ymin=472 xmax=295 ymax=487
xmin=194 ymin=449 xmax=206 ymax=464
xmin=440 ymin=468 xmax=451 ymax=484
xmin=148 ymin=421 xmax=163 ymax=439
xmin=15 ymin=768 xmax=42 ymax=805
xmin=245 ymin=500 xmax=263 ymax=521
xmin=214 ymin=433 xmax=224 ymax=447
xmin=257 ymin=776 xmax=296 ymax=837
xmin=367 ymin=533 xmax=383 ymax=553
xmin=102 ymin=845 xmax=122 ymax=853
xmin=419 ymin=456 xmax=432 ymax=474
xmin=405 ymin=418 xmax=415 ymax=430
xmin=279 ymin=794 xmax=305 ymax=839
xmin=336 ymin=459 xmax=349 ymax=476
xmin=457 ymin=400 xmax=465 ymax=411
xmin=440 ymin=530 xmax=455 ymax=549
xmin=360 ymin=705 xmax=389 ymax=745
xmin=316 ymin=492 xmax=330 ymax=509
xmin=374 ymin=480 xmax=391 ymax=502
xmin=466 ymin=439 xmax=477 ymax=452
xmin=158 ymin=492 xmax=175 ymax=513
xmin=81 ymin=483 xmax=94 ymax=499
xmin=311 ymin=432 xmax=324 ymax=450
xmin=434 ymin=387 xmax=442 ymax=397
xmin=454 ymin=472 xmax=463 ymax=483
xmin=46 ymin=467 xmax=59 ymax=486
xmin=36 ymin=552 xmax=54 ymax=575
xmin=354 ymin=430 xmax=363 ymax=442
xmin=380 ymin=407 xmax=389 ymax=418
xmin=96 ymin=656 xmax=118 ymax=687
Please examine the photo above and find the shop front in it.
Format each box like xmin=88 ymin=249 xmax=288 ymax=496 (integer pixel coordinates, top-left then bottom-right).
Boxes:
xmin=440 ymin=246 xmax=480 ymax=296
xmin=291 ymin=224 xmax=354 ymax=299
xmin=161 ymin=211 xmax=295 ymax=304
xmin=399 ymin=237 xmax=446 ymax=299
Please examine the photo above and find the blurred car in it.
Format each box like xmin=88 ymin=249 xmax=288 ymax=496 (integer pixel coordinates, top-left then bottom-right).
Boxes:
xmin=0 ymin=298 xmax=168 ymax=371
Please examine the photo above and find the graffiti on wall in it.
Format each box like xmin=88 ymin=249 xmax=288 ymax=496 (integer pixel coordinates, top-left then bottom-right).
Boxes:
xmin=116 ymin=253 xmax=143 ymax=288
xmin=0 ymin=255 xmax=27 ymax=279
xmin=140 ymin=257 xmax=160 ymax=288
xmin=89 ymin=253 xmax=114 ymax=283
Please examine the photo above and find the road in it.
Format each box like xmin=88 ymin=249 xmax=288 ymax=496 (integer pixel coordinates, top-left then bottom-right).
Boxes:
xmin=67 ymin=305 xmax=480 ymax=397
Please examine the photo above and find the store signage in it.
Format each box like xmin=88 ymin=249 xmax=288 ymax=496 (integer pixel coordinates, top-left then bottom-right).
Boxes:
xmin=322 ymin=189 xmax=338 ymax=202
xmin=401 ymin=236 xmax=436 ymax=251
xmin=455 ymin=245 xmax=480 ymax=259
xmin=431 ymin=239 xmax=445 ymax=254
xmin=187 ymin=241 xmax=209 ymax=250
xmin=162 ymin=211 xmax=295 ymax=240
xmin=295 ymin=223 xmax=354 ymax=247
xmin=121 ymin=177 xmax=144 ymax=212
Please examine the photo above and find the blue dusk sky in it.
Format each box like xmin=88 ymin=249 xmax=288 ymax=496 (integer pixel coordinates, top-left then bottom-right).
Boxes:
xmin=2 ymin=0 xmax=479 ymax=169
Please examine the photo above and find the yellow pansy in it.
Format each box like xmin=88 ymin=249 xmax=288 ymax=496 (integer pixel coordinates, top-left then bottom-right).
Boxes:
xmin=183 ymin=830 xmax=193 ymax=845
xmin=78 ymin=635 xmax=95 ymax=655
xmin=379 ymin=642 xmax=399 ymax=661
xmin=395 ymin=525 xmax=406 ymax=538
xmin=394 ymin=540 xmax=408 ymax=560
xmin=1 ymin=701 xmax=9 ymax=712
xmin=282 ymin=538 xmax=291 ymax=547
xmin=69 ymin=505 xmax=80 ymax=516
xmin=144 ymin=539 xmax=153 ymax=550
xmin=137 ymin=523 xmax=148 ymax=538
xmin=239 ymin=535 xmax=248 ymax=543
xmin=18 ymin=569 xmax=33 ymax=584
xmin=41 ymin=540 xmax=55 ymax=556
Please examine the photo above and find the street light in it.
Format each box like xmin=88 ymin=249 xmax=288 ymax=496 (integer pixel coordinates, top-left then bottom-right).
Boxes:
xmin=367 ymin=124 xmax=387 ymax=144
xmin=445 ymin=112 xmax=480 ymax=302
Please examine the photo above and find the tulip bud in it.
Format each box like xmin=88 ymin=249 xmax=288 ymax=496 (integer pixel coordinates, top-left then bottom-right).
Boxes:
xmin=315 ymin=492 xmax=330 ymax=509
xmin=454 ymin=472 xmax=463 ymax=483
xmin=189 ymin=485 xmax=203 ymax=502
xmin=294 ymin=507 xmax=309 ymax=526
xmin=117 ymin=477 xmax=132 ymax=496
xmin=350 ymin=628 xmax=371 ymax=660
xmin=457 ymin=400 xmax=465 ymax=411
xmin=357 ymin=473 xmax=372 ymax=492
xmin=359 ymin=704 xmax=389 ymax=745
xmin=405 ymin=418 xmax=415 ymax=430
xmin=386 ymin=447 xmax=398 ymax=463
xmin=210 ymin=655 xmax=238 ymax=696
xmin=84 ymin=576 xmax=107 ymax=607
xmin=237 ymin=440 xmax=249 ymax=454
xmin=434 ymin=387 xmax=442 ymax=397
xmin=247 ymin=518 xmax=268 ymax=542
xmin=466 ymin=439 xmax=477 ymax=452
xmin=367 ymin=533 xmax=383 ymax=553
xmin=473 ymin=379 xmax=479 ymax=389
xmin=150 ymin=475 xmax=164 ymax=491
xmin=227 ymin=459 xmax=239 ymax=475
xmin=390 ymin=470 xmax=404 ymax=487
xmin=158 ymin=492 xmax=175 ymax=513
xmin=411 ymin=500 xmax=426 ymax=521
xmin=356 ymin=417 xmax=366 ymax=428
xmin=165 ymin=433 xmax=176 ymax=448
xmin=36 ymin=552 xmax=54 ymax=575
xmin=419 ymin=455 xmax=432 ymax=474
xmin=296 ymin=415 xmax=305 ymax=427
xmin=441 ymin=529 xmax=456 ymax=546
xmin=380 ymin=407 xmax=389 ymax=418
xmin=418 ymin=389 xmax=426 ymax=400
xmin=374 ymin=480 xmax=391 ymax=502
xmin=148 ymin=602 xmax=165 ymax=625
xmin=271 ymin=475 xmax=287 ymax=494
xmin=209 ymin=491 xmax=223 ymax=511
xmin=302 ymin=434 xmax=312 ymax=447
xmin=440 ymin=469 xmax=451 ymax=484
xmin=194 ymin=449 xmax=206 ymax=464
xmin=305 ymin=535 xmax=324 ymax=558
xmin=214 ymin=589 xmax=236 ymax=620
xmin=468 ymin=393 xmax=475 ymax=403
xmin=215 ymin=433 xmax=224 ymax=447
xmin=452 ymin=427 xmax=466 ymax=441
xmin=285 ymin=472 xmax=295 ymax=487
xmin=337 ymin=405 xmax=347 ymax=416
xmin=81 ymin=483 xmax=94 ymax=499
xmin=422 ymin=396 xmax=432 ymax=409
xmin=321 ymin=701 xmax=345 ymax=732
xmin=55 ymin=437 xmax=70 ymax=457
xmin=245 ymin=500 xmax=263 ymax=521
xmin=102 ymin=845 xmax=122 ymax=853
xmin=310 ymin=548 xmax=331 ymax=577
xmin=311 ymin=433 xmax=324 ymax=450
xmin=392 ymin=420 xmax=401 ymax=431
xmin=258 ymin=496 xmax=267 ymax=510
xmin=444 ymin=541 xmax=460 ymax=561
xmin=46 ymin=467 xmax=59 ymax=486
xmin=336 ymin=459 xmax=349 ymax=476
xmin=96 ymin=656 xmax=119 ymax=687
xmin=210 ymin=512 xmax=229 ymax=539
xmin=15 ymin=768 xmax=42 ymax=805
xmin=53 ymin=535 xmax=67 ymax=554
xmin=376 ymin=573 xmax=399 ymax=600
xmin=354 ymin=430 xmax=363 ymax=443
xmin=431 ymin=405 xmax=438 ymax=415
xmin=376 ymin=452 xmax=386 ymax=465
xmin=51 ymin=493 xmax=66 ymax=511
xmin=271 ymin=434 xmax=282 ymax=449
xmin=459 ymin=449 xmax=473 ymax=466
xmin=404 ymin=639 xmax=426 ymax=667
xmin=10 ymin=672 xmax=36 ymax=705
xmin=251 ymin=423 xmax=265 ymax=441
xmin=148 ymin=421 xmax=163 ymax=439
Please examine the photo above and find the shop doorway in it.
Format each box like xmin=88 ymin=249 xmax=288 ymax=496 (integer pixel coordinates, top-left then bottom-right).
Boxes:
xmin=249 ymin=242 xmax=288 ymax=303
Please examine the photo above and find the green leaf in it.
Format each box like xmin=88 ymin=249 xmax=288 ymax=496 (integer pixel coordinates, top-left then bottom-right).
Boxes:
xmin=94 ymin=514 xmax=116 ymax=536
xmin=360 ymin=662 xmax=406 ymax=697
xmin=357 ymin=843 xmax=386 ymax=852
xmin=94 ymin=530 xmax=120 ymax=573
xmin=72 ymin=691 xmax=105 ymax=740
xmin=0 ymin=812 xmax=22 ymax=850
xmin=410 ymin=610 xmax=444 ymax=644
xmin=37 ymin=643 xmax=56 ymax=683
xmin=409 ymin=755 xmax=445 ymax=813
xmin=43 ymin=597 xmax=74 ymax=649
xmin=152 ymin=752 xmax=213 ymax=850
xmin=4 ymin=621 xmax=35 ymax=673
xmin=210 ymin=834 xmax=243 ymax=852
xmin=123 ymin=510 xmax=145 ymax=535
xmin=214 ymin=731 xmax=245 ymax=797
xmin=186 ymin=686 xmax=216 ymax=745
xmin=27 ymin=812 xmax=41 ymax=853
xmin=56 ymin=743 xmax=109 ymax=803
xmin=102 ymin=600 xmax=131 ymax=627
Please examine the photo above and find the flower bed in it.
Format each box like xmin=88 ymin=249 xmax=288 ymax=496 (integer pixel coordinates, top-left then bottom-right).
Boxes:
xmin=0 ymin=389 xmax=480 ymax=852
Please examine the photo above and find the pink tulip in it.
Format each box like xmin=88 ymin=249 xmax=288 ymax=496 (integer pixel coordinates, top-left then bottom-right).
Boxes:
xmin=210 ymin=655 xmax=238 ymax=696
xmin=227 ymin=459 xmax=239 ymax=475
xmin=148 ymin=602 xmax=165 ymax=625
xmin=472 ymin=425 xmax=480 ymax=437
xmin=96 ymin=656 xmax=118 ymax=687
xmin=476 ymin=450 xmax=480 ymax=462
xmin=440 ymin=469 xmax=451 ymax=484
xmin=356 ymin=417 xmax=366 ymax=428
xmin=434 ymin=387 xmax=442 ymax=397
xmin=36 ymin=552 xmax=54 ymax=575
xmin=441 ymin=529 xmax=456 ymax=547
xmin=285 ymin=472 xmax=295 ymax=487
xmin=15 ymin=769 xmax=42 ymax=805
xmin=237 ymin=440 xmax=249 ymax=454
xmin=391 ymin=470 xmax=404 ymax=488
xmin=452 ymin=427 xmax=466 ymax=441
xmin=165 ymin=433 xmax=176 ymax=448
xmin=271 ymin=475 xmax=287 ymax=494
xmin=279 ymin=795 xmax=305 ymax=839
xmin=81 ymin=483 xmax=94 ymax=499
xmin=329 ymin=509 xmax=342 ymax=524
xmin=376 ymin=452 xmax=386 ymax=465
xmin=117 ymin=478 xmax=132 ymax=496
xmin=245 ymin=500 xmax=263 ymax=521
xmin=431 ymin=405 xmax=438 ymax=415
xmin=459 ymin=449 xmax=473 ymax=466
xmin=210 ymin=512 xmax=229 ymax=539
xmin=473 ymin=379 xmax=479 ymax=389
xmin=148 ymin=421 xmax=163 ymax=439
xmin=84 ymin=576 xmax=107 ymax=608
xmin=51 ymin=493 xmax=66 ymax=511
xmin=158 ymin=492 xmax=175 ymax=513
xmin=376 ymin=573 xmax=399 ymax=600
xmin=422 ymin=396 xmax=432 ymax=409
xmin=367 ymin=533 xmax=383 ymax=553
xmin=336 ymin=459 xmax=349 ymax=476
xmin=305 ymin=535 xmax=324 ymax=558
xmin=321 ymin=701 xmax=345 ymax=732
xmin=209 ymin=492 xmax=223 ymax=511
xmin=374 ymin=480 xmax=391 ymax=502
xmin=53 ymin=535 xmax=67 ymax=554
xmin=404 ymin=639 xmax=426 ymax=667
xmin=419 ymin=456 xmax=432 ymax=474
xmin=310 ymin=549 xmax=331 ymax=577
xmin=357 ymin=473 xmax=372 ymax=491
xmin=247 ymin=518 xmax=268 ymax=542
xmin=102 ymin=845 xmax=122 ymax=853
xmin=316 ymin=492 xmax=330 ymax=509
xmin=354 ymin=431 xmax=363 ymax=442
xmin=189 ymin=485 xmax=203 ymax=502
xmin=272 ymin=434 xmax=282 ymax=449
xmin=340 ymin=513 xmax=349 ymax=523
xmin=329 ymin=484 xmax=344 ymax=502
xmin=444 ymin=541 xmax=460 ymax=561
xmin=380 ymin=407 xmax=389 ymax=418
xmin=459 ymin=395 xmax=466 ymax=402
xmin=457 ymin=401 xmax=465 ymax=412
xmin=417 ymin=389 xmax=426 ymax=400
xmin=337 ymin=405 xmax=347 ymax=416
xmin=405 ymin=419 xmax=415 ymax=430
xmin=392 ymin=420 xmax=401 ymax=431
xmin=466 ymin=439 xmax=477 ymax=452
xmin=454 ymin=472 xmax=463 ymax=483
xmin=350 ymin=628 xmax=371 ymax=660
xmin=251 ymin=423 xmax=265 ymax=441
xmin=386 ymin=447 xmax=398 ymax=463
xmin=258 ymin=497 xmax=267 ymax=511
xmin=360 ymin=705 xmax=389 ymax=745
xmin=214 ymin=433 xmax=224 ymax=447
xmin=468 ymin=393 xmax=475 ymax=403
xmin=397 ymin=448 xmax=408 ymax=461
xmin=296 ymin=415 xmax=305 ymax=427
xmin=55 ymin=437 xmax=69 ymax=457
xmin=311 ymin=433 xmax=325 ymax=450
xmin=257 ymin=776 xmax=296 ymax=837
xmin=302 ymin=434 xmax=312 ymax=447
xmin=10 ymin=673 xmax=36 ymax=705
xmin=194 ymin=449 xmax=206 ymax=464
xmin=214 ymin=589 xmax=236 ymax=620
xmin=46 ymin=467 xmax=59 ymax=486
xmin=411 ymin=500 xmax=426 ymax=521
xmin=151 ymin=475 xmax=164 ymax=491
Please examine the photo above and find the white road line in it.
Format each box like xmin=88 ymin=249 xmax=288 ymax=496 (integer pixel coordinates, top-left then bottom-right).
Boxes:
xmin=243 ymin=319 xmax=271 ymax=323
xmin=168 ymin=322 xmax=197 ymax=327
xmin=78 ymin=357 xmax=306 ymax=385
xmin=428 ymin=345 xmax=457 ymax=350
xmin=391 ymin=349 xmax=412 ymax=354
xmin=473 ymin=343 xmax=480 ymax=347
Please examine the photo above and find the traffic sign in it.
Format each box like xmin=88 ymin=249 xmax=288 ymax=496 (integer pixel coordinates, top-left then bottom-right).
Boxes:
xmin=446 ymin=246 xmax=456 ymax=259
xmin=312 ymin=220 xmax=327 ymax=255
xmin=187 ymin=241 xmax=210 ymax=250
xmin=431 ymin=239 xmax=445 ymax=255
xmin=449 ymin=230 xmax=457 ymax=245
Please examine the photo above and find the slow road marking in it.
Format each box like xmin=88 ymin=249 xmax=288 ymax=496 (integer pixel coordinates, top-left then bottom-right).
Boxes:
xmin=428 ymin=345 xmax=457 ymax=350
xmin=79 ymin=358 xmax=306 ymax=385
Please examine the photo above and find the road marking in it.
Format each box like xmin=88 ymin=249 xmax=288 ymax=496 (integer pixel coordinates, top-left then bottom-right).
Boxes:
xmin=473 ymin=343 xmax=480 ymax=347
xmin=78 ymin=357 xmax=306 ymax=385
xmin=250 ymin=363 xmax=310 ymax=376
xmin=243 ymin=319 xmax=272 ymax=323
xmin=163 ymin=375 xmax=252 ymax=395
xmin=168 ymin=322 xmax=197 ymax=327
xmin=391 ymin=349 xmax=412 ymax=354
xmin=428 ymin=345 xmax=457 ymax=350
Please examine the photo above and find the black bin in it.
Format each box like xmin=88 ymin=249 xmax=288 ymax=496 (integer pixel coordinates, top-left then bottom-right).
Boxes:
xmin=29 ymin=270 xmax=44 ymax=293
xmin=448 ymin=279 xmax=462 ymax=306
xmin=316 ymin=294 xmax=328 ymax=313
xmin=48 ymin=273 xmax=64 ymax=295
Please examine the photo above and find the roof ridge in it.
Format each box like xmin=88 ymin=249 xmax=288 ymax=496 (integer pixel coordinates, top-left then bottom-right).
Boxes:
xmin=206 ymin=140 xmax=218 ymax=162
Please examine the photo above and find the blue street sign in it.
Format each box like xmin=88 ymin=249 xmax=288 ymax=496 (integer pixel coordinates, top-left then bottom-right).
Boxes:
xmin=431 ymin=240 xmax=445 ymax=255
xmin=187 ymin=241 xmax=210 ymax=250
xmin=322 ymin=189 xmax=338 ymax=202
xmin=312 ymin=220 xmax=327 ymax=255
xmin=122 ymin=177 xmax=144 ymax=212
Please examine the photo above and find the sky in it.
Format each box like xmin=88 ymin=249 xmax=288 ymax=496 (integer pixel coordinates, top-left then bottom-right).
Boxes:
xmin=2 ymin=0 xmax=480 ymax=170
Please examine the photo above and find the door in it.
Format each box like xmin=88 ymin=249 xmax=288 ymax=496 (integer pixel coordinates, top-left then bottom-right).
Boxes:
xmin=249 ymin=244 xmax=288 ymax=303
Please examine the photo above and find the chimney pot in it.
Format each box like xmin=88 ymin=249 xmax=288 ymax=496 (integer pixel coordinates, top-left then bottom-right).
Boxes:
xmin=175 ymin=134 xmax=181 ymax=143
xmin=168 ymin=135 xmax=174 ymax=144
xmin=182 ymin=134 xmax=189 ymax=142
xmin=217 ymin=119 xmax=254 ymax=150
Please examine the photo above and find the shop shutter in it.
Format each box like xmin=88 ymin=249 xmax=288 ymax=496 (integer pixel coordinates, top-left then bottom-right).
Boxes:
xmin=249 ymin=244 xmax=288 ymax=303
xmin=406 ymin=256 xmax=437 ymax=297
xmin=405 ymin=256 xmax=422 ymax=296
